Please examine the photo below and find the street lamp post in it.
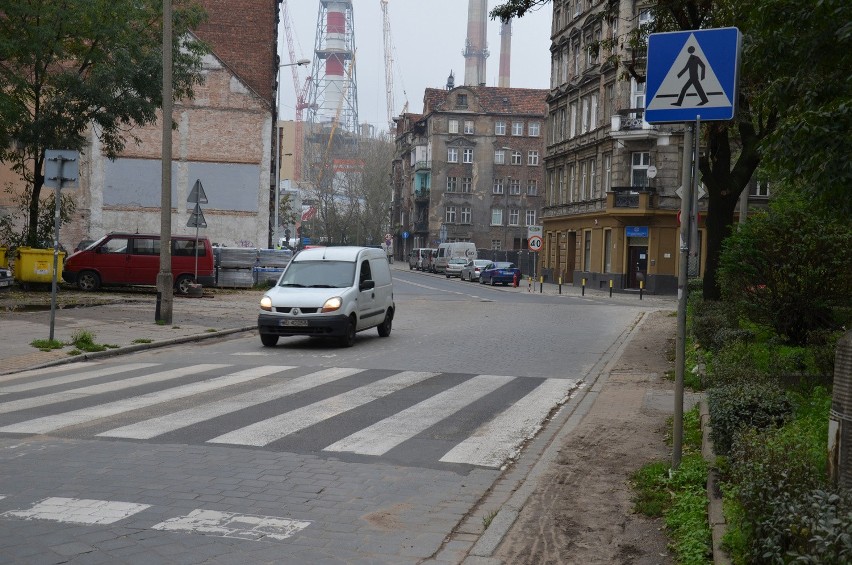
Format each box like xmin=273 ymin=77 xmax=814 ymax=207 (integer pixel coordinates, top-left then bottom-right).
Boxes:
xmin=274 ymin=58 xmax=310 ymax=248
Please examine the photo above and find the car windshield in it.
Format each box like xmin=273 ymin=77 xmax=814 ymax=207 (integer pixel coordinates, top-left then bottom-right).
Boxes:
xmin=494 ymin=262 xmax=514 ymax=269
xmin=278 ymin=260 xmax=355 ymax=288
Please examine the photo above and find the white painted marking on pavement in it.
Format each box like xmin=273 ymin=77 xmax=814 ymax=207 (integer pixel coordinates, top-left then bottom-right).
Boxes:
xmin=325 ymin=374 xmax=514 ymax=456
xmin=0 ymin=366 xmax=270 ymax=434
xmin=440 ymin=378 xmax=578 ymax=467
xmin=0 ymin=364 xmax=227 ymax=415
xmin=98 ymin=366 xmax=362 ymax=440
xmin=0 ymin=363 xmax=159 ymax=393
xmin=208 ymin=371 xmax=438 ymax=447
xmin=152 ymin=509 xmax=310 ymax=541
xmin=0 ymin=362 xmax=96 ymax=384
xmin=2 ymin=497 xmax=150 ymax=525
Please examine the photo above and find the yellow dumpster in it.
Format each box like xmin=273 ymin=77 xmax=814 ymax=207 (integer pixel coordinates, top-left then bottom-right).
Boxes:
xmin=0 ymin=247 xmax=7 ymax=269
xmin=13 ymin=247 xmax=65 ymax=284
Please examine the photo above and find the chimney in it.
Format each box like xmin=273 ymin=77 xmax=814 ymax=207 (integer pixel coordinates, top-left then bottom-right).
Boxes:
xmin=463 ymin=0 xmax=488 ymax=86
xmin=498 ymin=20 xmax=511 ymax=87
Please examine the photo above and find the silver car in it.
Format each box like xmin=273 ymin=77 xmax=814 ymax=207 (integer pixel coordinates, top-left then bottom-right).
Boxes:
xmin=445 ymin=257 xmax=468 ymax=278
xmin=459 ymin=259 xmax=491 ymax=281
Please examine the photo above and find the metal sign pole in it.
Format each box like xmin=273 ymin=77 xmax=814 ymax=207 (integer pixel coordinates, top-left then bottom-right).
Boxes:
xmin=48 ymin=160 xmax=64 ymax=342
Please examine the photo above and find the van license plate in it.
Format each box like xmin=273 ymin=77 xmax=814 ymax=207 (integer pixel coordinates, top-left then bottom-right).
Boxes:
xmin=280 ymin=319 xmax=308 ymax=327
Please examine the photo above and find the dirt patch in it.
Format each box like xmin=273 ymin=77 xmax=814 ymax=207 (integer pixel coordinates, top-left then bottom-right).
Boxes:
xmin=494 ymin=310 xmax=677 ymax=565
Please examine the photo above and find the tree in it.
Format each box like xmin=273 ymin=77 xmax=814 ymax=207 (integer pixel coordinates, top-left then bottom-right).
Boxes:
xmin=0 ymin=0 xmax=209 ymax=247
xmin=489 ymin=0 xmax=793 ymax=301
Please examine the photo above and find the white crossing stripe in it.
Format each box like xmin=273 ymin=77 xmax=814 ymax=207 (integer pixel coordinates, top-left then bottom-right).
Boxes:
xmin=324 ymin=374 xmax=514 ymax=456
xmin=98 ymin=366 xmax=362 ymax=440
xmin=0 ymin=364 xmax=227 ymax=415
xmin=208 ymin=371 xmax=438 ymax=447
xmin=0 ymin=366 xmax=277 ymax=434
xmin=0 ymin=362 xmax=96 ymax=384
xmin=152 ymin=509 xmax=310 ymax=541
xmin=440 ymin=378 xmax=577 ymax=467
xmin=2 ymin=497 xmax=150 ymax=525
xmin=0 ymin=363 xmax=159 ymax=393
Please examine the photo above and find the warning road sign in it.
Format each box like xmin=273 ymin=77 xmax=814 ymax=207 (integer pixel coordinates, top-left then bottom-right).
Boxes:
xmin=645 ymin=27 xmax=741 ymax=123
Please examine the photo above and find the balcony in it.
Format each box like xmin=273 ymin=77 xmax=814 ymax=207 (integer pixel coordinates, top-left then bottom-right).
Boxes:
xmin=610 ymin=109 xmax=659 ymax=141
xmin=414 ymin=188 xmax=430 ymax=200
xmin=607 ymin=186 xmax=656 ymax=216
xmin=413 ymin=221 xmax=429 ymax=232
xmin=414 ymin=160 xmax=431 ymax=171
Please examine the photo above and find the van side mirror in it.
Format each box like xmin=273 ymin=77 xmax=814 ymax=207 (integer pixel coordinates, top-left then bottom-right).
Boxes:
xmin=359 ymin=279 xmax=375 ymax=291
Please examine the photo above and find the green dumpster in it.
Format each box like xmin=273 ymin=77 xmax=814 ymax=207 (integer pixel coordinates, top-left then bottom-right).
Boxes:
xmin=13 ymin=247 xmax=65 ymax=284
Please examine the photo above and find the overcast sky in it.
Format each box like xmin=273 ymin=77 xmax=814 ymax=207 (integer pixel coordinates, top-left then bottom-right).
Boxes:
xmin=278 ymin=0 xmax=553 ymax=134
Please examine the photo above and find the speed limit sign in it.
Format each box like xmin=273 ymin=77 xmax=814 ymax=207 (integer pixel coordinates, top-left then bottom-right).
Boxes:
xmin=528 ymin=235 xmax=543 ymax=251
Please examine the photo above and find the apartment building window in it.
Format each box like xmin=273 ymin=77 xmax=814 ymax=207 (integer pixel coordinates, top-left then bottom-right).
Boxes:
xmin=581 ymin=97 xmax=590 ymax=133
xmin=603 ymin=229 xmax=612 ymax=273
xmin=448 ymin=147 xmax=458 ymax=163
xmin=550 ymin=112 xmax=558 ymax=143
xmin=751 ymin=180 xmax=771 ymax=197
xmin=580 ymin=160 xmax=588 ymax=200
xmin=548 ymin=170 xmax=555 ymax=206
xmin=606 ymin=83 xmax=615 ymax=121
xmin=464 ymin=120 xmax=474 ymax=134
xmin=511 ymin=150 xmax=522 ymax=165
xmin=586 ymin=27 xmax=601 ymax=65
xmin=589 ymin=158 xmax=597 ymax=198
xmin=569 ymin=101 xmax=577 ymax=137
xmin=495 ymin=120 xmax=506 ymax=135
xmin=527 ymin=179 xmax=538 ymax=196
xmin=491 ymin=239 xmax=502 ymax=250
xmin=445 ymin=206 xmax=457 ymax=223
xmin=572 ymin=38 xmax=580 ymax=75
xmin=446 ymin=176 xmax=457 ymax=192
xmin=558 ymin=167 xmax=566 ymax=203
xmin=512 ymin=121 xmax=524 ymax=136
xmin=529 ymin=121 xmax=541 ymax=136
xmin=583 ymin=230 xmax=592 ymax=271
xmin=462 ymin=148 xmax=473 ymax=163
xmin=491 ymin=208 xmax=503 ymax=226
xmin=603 ymin=153 xmax=612 ymax=192
xmin=631 ymin=79 xmax=645 ymax=114
xmin=560 ymin=108 xmax=567 ymax=140
xmin=494 ymin=149 xmax=505 ymax=164
xmin=526 ymin=209 xmax=536 ymax=226
xmin=639 ymin=8 xmax=654 ymax=26
xmin=631 ymin=152 xmax=651 ymax=188
xmin=574 ymin=0 xmax=582 ymax=18
xmin=448 ymin=119 xmax=459 ymax=134
xmin=456 ymin=94 xmax=468 ymax=108
xmin=493 ymin=178 xmax=504 ymax=194
xmin=509 ymin=208 xmax=520 ymax=226
xmin=461 ymin=206 xmax=472 ymax=224
xmin=528 ymin=150 xmax=539 ymax=165
xmin=509 ymin=178 xmax=521 ymax=195
xmin=560 ymin=47 xmax=569 ymax=84
xmin=590 ymin=93 xmax=598 ymax=130
xmin=461 ymin=177 xmax=472 ymax=193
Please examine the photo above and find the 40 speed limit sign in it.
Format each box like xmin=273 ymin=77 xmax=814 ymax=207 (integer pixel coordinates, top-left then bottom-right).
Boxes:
xmin=528 ymin=235 xmax=543 ymax=251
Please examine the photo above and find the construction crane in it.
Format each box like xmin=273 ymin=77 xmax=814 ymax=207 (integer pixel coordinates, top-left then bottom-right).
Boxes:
xmin=281 ymin=0 xmax=312 ymax=181
xmin=381 ymin=0 xmax=408 ymax=133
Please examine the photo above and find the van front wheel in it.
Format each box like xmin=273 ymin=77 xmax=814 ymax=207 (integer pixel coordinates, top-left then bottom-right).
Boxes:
xmin=260 ymin=333 xmax=279 ymax=347
xmin=338 ymin=316 xmax=357 ymax=347
xmin=77 ymin=271 xmax=101 ymax=292
xmin=377 ymin=309 xmax=393 ymax=337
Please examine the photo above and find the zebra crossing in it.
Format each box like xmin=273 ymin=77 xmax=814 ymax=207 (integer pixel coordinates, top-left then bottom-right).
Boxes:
xmin=0 ymin=361 xmax=579 ymax=469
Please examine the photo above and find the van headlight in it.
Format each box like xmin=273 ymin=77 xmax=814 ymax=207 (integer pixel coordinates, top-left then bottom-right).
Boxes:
xmin=260 ymin=296 xmax=272 ymax=311
xmin=321 ymin=296 xmax=342 ymax=312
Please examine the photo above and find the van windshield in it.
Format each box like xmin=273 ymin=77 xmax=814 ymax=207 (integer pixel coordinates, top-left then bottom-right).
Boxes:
xmin=278 ymin=260 xmax=355 ymax=288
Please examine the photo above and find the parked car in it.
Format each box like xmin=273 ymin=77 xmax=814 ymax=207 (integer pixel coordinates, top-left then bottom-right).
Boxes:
xmin=459 ymin=259 xmax=492 ymax=282
xmin=445 ymin=257 xmax=468 ymax=278
xmin=257 ymin=246 xmax=395 ymax=348
xmin=479 ymin=262 xmax=521 ymax=286
xmin=0 ymin=267 xmax=12 ymax=289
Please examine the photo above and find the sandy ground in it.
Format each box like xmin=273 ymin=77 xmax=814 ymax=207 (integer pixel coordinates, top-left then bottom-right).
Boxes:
xmin=494 ymin=309 xmax=678 ymax=565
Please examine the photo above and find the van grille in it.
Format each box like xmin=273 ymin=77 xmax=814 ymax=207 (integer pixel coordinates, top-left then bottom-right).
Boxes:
xmin=274 ymin=307 xmax=319 ymax=314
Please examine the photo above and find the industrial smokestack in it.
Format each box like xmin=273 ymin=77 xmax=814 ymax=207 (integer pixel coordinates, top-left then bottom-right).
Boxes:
xmin=463 ymin=0 xmax=488 ymax=86
xmin=498 ymin=20 xmax=511 ymax=87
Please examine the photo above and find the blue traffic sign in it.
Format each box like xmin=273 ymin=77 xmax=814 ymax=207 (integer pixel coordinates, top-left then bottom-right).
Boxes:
xmin=645 ymin=27 xmax=741 ymax=123
xmin=402 ymin=231 xmax=409 ymax=239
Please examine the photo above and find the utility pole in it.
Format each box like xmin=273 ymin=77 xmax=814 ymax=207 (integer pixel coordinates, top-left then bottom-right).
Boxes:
xmin=156 ymin=0 xmax=174 ymax=324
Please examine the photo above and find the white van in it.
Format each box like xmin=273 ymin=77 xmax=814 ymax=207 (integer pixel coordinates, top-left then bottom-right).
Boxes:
xmin=257 ymin=246 xmax=395 ymax=347
xmin=433 ymin=242 xmax=477 ymax=273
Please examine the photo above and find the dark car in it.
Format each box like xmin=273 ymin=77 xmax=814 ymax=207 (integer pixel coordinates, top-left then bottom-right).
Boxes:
xmin=479 ymin=262 xmax=521 ymax=286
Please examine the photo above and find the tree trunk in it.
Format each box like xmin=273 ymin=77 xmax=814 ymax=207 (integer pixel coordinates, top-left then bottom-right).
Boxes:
xmin=26 ymin=153 xmax=45 ymax=248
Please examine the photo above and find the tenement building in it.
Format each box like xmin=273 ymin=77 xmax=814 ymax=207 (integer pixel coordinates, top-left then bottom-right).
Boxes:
xmin=543 ymin=1 xmax=689 ymax=293
xmin=392 ymin=82 xmax=547 ymax=257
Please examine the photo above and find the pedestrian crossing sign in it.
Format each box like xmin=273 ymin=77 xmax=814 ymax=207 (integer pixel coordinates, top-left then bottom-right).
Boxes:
xmin=645 ymin=27 xmax=742 ymax=124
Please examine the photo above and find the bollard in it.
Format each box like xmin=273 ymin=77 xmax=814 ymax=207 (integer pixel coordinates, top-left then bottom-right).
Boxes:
xmin=582 ymin=278 xmax=586 ymax=297
xmin=528 ymin=275 xmax=532 ymax=292
xmin=558 ymin=276 xmax=562 ymax=295
xmin=609 ymin=279 xmax=613 ymax=298
xmin=639 ymin=280 xmax=644 ymax=300
xmin=540 ymin=275 xmax=543 ymax=293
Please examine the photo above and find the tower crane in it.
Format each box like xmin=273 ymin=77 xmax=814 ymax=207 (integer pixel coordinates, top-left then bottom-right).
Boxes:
xmin=282 ymin=0 xmax=312 ymax=181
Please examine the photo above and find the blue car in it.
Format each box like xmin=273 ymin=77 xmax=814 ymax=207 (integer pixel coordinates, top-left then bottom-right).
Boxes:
xmin=479 ymin=262 xmax=521 ymax=286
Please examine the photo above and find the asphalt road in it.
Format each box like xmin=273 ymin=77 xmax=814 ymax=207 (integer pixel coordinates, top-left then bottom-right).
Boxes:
xmin=0 ymin=269 xmax=673 ymax=564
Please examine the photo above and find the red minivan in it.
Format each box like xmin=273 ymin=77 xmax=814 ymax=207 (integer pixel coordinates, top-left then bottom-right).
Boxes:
xmin=63 ymin=233 xmax=215 ymax=294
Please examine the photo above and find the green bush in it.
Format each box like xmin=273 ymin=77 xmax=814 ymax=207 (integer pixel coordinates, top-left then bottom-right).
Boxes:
xmin=708 ymin=381 xmax=792 ymax=454
xmin=691 ymin=299 xmax=738 ymax=351
xmin=756 ymin=489 xmax=852 ymax=564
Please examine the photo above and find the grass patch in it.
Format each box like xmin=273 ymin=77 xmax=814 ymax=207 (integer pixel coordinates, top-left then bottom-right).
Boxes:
xmin=30 ymin=338 xmax=64 ymax=351
xmin=155 ymin=320 xmax=167 ymax=326
xmin=205 ymin=328 xmax=217 ymax=333
xmin=132 ymin=338 xmax=153 ymax=344
xmin=67 ymin=349 xmax=82 ymax=356
xmin=70 ymin=330 xmax=107 ymax=352
xmin=482 ymin=509 xmax=499 ymax=529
